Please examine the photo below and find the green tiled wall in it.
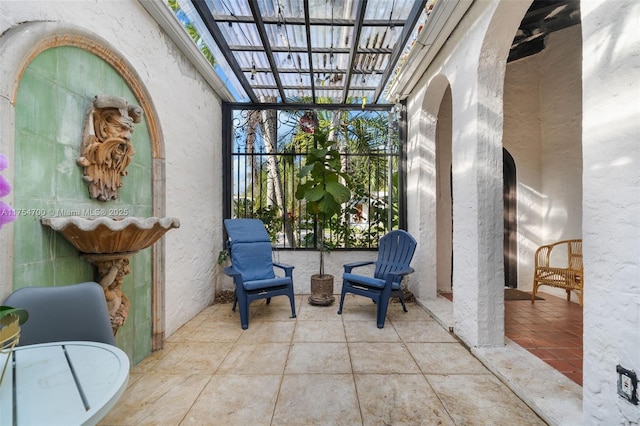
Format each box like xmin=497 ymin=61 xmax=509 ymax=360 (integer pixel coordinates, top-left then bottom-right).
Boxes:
xmin=13 ymin=46 xmax=153 ymax=364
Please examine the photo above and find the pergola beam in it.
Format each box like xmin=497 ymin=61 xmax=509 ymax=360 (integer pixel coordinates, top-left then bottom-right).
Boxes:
xmin=247 ymin=1 xmax=286 ymax=102
xmin=341 ymin=0 xmax=367 ymax=104
xmin=303 ymin=0 xmax=316 ymax=104
xmin=213 ymin=14 xmax=406 ymax=26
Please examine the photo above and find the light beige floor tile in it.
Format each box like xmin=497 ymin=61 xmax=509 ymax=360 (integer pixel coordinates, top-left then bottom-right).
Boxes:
xmin=217 ymin=343 xmax=290 ymax=375
xmin=99 ymin=373 xmax=211 ymax=425
xmin=355 ymin=374 xmax=454 ymax=426
xmin=292 ymin=319 xmax=346 ymax=342
xmin=296 ymin=302 xmax=342 ymax=321
xmin=285 ymin=342 xmax=351 ymax=374
xmin=130 ymin=342 xmax=179 ymax=374
xmin=426 ymin=374 xmax=546 ymax=425
xmin=250 ymin=300 xmax=298 ymax=322
xmin=236 ymin=320 xmax=296 ymax=343
xmin=407 ymin=342 xmax=490 ymax=375
xmin=152 ymin=342 xmax=233 ymax=373
xmin=387 ymin=302 xmax=435 ymax=322
xmin=205 ymin=304 xmax=243 ymax=322
xmin=394 ymin=320 xmax=458 ymax=343
xmin=344 ymin=320 xmax=401 ymax=342
xmin=272 ymin=374 xmax=362 ymax=425
xmin=349 ymin=342 xmax=420 ymax=374
xmin=182 ymin=374 xmax=281 ymax=426
xmin=337 ymin=300 xmax=379 ymax=322
xmin=172 ymin=312 xmax=209 ymax=333
xmin=167 ymin=321 xmax=243 ymax=343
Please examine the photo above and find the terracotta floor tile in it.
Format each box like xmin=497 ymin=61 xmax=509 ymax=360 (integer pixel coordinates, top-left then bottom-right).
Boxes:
xmin=505 ymin=291 xmax=582 ymax=385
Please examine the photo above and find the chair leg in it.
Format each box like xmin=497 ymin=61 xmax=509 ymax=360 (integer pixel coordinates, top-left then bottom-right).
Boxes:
xmin=531 ymin=282 xmax=538 ymax=304
xmin=238 ymin=295 xmax=250 ymax=330
xmin=288 ymin=294 xmax=297 ymax=319
xmin=266 ymin=297 xmax=271 ymax=305
xmin=337 ymin=288 xmax=347 ymax=315
xmin=232 ymin=292 xmax=238 ymax=312
xmin=376 ymin=298 xmax=389 ymax=329
xmin=397 ymin=291 xmax=408 ymax=313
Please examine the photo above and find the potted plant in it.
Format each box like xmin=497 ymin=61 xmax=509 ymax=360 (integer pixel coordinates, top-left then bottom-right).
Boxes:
xmin=296 ymin=127 xmax=351 ymax=305
xmin=0 ymin=305 xmax=28 ymax=384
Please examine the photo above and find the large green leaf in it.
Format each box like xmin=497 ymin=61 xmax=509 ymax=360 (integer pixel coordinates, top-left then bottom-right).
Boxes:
xmin=305 ymin=185 xmax=325 ymax=202
xmin=295 ymin=181 xmax=313 ymax=199
xmin=318 ymin=196 xmax=341 ymax=216
xmin=297 ymin=164 xmax=314 ymax=178
xmin=326 ymin=181 xmax=351 ymax=203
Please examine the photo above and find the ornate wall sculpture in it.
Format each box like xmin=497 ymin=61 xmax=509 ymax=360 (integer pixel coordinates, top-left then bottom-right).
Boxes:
xmin=77 ymin=95 xmax=143 ymax=201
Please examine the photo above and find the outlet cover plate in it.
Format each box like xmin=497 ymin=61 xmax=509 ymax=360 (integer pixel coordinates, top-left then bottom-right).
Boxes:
xmin=617 ymin=365 xmax=639 ymax=405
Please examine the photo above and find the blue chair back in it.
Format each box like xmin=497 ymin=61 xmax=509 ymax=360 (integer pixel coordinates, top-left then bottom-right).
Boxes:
xmin=374 ymin=230 xmax=417 ymax=282
xmin=224 ymin=219 xmax=275 ymax=282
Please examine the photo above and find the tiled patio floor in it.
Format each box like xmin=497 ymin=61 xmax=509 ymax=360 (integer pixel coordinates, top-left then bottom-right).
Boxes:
xmin=100 ymin=295 xmax=545 ymax=425
xmin=504 ymin=292 xmax=583 ymax=386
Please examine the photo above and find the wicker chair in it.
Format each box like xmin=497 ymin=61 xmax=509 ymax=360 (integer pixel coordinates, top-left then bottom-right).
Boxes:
xmin=532 ymin=239 xmax=583 ymax=305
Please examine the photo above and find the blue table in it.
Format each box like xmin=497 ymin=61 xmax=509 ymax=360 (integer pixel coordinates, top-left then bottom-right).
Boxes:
xmin=0 ymin=341 xmax=130 ymax=425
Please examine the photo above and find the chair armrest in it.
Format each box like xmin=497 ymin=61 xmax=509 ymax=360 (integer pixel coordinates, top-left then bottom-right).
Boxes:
xmin=273 ymin=262 xmax=294 ymax=278
xmin=223 ymin=266 xmax=241 ymax=279
xmin=343 ymin=261 xmax=375 ymax=273
xmin=387 ymin=267 xmax=415 ymax=279
xmin=382 ymin=267 xmax=415 ymax=289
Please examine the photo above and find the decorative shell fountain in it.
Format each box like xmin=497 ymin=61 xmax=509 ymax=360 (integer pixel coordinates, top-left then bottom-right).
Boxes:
xmin=41 ymin=216 xmax=180 ymax=335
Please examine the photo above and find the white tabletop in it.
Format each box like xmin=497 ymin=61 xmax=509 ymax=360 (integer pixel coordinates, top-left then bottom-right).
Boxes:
xmin=0 ymin=341 xmax=130 ymax=426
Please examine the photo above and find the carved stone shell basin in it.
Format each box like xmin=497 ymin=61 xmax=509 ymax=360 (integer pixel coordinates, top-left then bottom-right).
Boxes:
xmin=41 ymin=216 xmax=180 ymax=254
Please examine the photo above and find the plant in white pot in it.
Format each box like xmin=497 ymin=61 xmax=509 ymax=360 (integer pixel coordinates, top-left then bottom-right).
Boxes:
xmin=296 ymin=127 xmax=351 ymax=305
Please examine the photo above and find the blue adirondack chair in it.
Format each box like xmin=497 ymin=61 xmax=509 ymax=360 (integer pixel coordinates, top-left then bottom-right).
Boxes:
xmin=337 ymin=230 xmax=417 ymax=328
xmin=223 ymin=218 xmax=296 ymax=329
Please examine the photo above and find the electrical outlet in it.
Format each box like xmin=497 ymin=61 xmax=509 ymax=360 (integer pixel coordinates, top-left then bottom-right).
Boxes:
xmin=616 ymin=365 xmax=639 ymax=405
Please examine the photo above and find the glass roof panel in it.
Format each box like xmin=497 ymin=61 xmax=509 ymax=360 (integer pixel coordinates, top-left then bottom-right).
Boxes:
xmin=359 ymin=26 xmax=400 ymax=49
xmin=207 ymin=0 xmax=252 ymax=16
xmin=308 ymin=0 xmax=353 ymax=20
xmin=219 ymin=22 xmax=261 ymax=47
xmin=172 ymin=0 xmax=432 ymax=105
xmin=365 ymin=0 xmax=415 ymax=20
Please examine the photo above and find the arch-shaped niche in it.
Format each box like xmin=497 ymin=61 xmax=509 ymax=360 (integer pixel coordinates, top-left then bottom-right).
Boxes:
xmin=0 ymin=22 xmax=167 ymax=361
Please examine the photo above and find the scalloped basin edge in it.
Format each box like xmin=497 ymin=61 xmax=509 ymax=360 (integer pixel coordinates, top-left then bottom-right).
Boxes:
xmin=41 ymin=216 xmax=180 ymax=254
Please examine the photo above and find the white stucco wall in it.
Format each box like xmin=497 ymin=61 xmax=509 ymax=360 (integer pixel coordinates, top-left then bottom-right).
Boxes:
xmin=405 ymin=0 xmax=514 ymax=347
xmin=582 ymin=0 xmax=640 ymax=423
xmin=0 ymin=0 xmax=223 ymax=337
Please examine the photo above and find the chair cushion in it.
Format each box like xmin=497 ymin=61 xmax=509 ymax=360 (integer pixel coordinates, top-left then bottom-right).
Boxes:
xmin=343 ymin=273 xmax=402 ymax=290
xmin=231 ymin=241 xmax=276 ymax=281
xmin=224 ymin=218 xmax=271 ymax=243
xmin=244 ymin=276 xmax=291 ymax=291
xmin=344 ymin=273 xmax=385 ymax=289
